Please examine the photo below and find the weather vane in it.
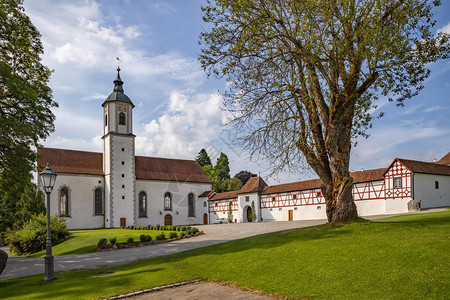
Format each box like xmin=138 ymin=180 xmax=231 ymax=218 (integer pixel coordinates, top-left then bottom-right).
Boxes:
xmin=116 ymin=57 xmax=121 ymax=71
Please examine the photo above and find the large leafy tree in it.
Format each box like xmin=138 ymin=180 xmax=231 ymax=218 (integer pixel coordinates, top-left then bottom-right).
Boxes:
xmin=0 ymin=0 xmax=56 ymax=233
xmin=199 ymin=0 xmax=449 ymax=222
xmin=234 ymin=170 xmax=257 ymax=185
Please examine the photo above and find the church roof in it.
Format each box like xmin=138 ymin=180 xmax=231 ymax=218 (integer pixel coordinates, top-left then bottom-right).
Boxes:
xmin=37 ymin=148 xmax=211 ymax=183
xmin=102 ymin=68 xmax=134 ymax=107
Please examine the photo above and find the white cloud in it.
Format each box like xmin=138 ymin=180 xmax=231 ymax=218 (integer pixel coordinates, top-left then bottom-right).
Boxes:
xmin=437 ymin=22 xmax=450 ymax=34
xmin=136 ymin=91 xmax=225 ymax=159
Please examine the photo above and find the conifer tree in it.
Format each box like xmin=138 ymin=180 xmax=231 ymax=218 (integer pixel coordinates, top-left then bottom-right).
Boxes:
xmin=196 ymin=149 xmax=212 ymax=167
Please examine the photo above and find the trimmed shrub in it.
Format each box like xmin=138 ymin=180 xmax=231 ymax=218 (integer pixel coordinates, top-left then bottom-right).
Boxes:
xmin=181 ymin=232 xmax=186 ymax=237
xmin=181 ymin=226 xmax=186 ymax=231
xmin=187 ymin=230 xmax=192 ymax=235
xmin=109 ymin=237 xmax=117 ymax=245
xmin=169 ymin=232 xmax=177 ymax=239
xmin=139 ymin=234 xmax=152 ymax=242
xmin=155 ymin=233 xmax=166 ymax=241
xmin=127 ymin=237 xmax=134 ymax=243
xmin=192 ymin=227 xmax=199 ymax=234
xmin=5 ymin=213 xmax=69 ymax=255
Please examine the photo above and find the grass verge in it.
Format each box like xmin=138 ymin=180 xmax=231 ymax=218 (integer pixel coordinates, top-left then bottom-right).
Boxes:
xmin=26 ymin=229 xmax=179 ymax=257
xmin=1 ymin=211 xmax=449 ymax=299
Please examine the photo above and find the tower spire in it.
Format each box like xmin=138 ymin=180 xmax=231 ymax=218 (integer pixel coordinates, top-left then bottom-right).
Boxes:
xmin=113 ymin=67 xmax=124 ymax=93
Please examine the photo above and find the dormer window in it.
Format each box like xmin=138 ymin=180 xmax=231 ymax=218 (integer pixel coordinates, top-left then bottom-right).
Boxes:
xmin=119 ymin=112 xmax=126 ymax=125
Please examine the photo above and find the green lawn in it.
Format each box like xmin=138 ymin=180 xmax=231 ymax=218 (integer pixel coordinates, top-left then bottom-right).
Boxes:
xmin=27 ymin=229 xmax=179 ymax=257
xmin=1 ymin=211 xmax=449 ymax=299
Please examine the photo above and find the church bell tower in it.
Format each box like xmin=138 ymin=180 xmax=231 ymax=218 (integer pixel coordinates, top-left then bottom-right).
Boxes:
xmin=102 ymin=67 xmax=136 ymax=228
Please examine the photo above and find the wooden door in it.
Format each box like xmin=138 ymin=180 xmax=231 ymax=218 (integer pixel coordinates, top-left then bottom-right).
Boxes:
xmin=203 ymin=213 xmax=208 ymax=225
xmin=164 ymin=214 xmax=173 ymax=226
xmin=120 ymin=218 xmax=126 ymax=227
xmin=288 ymin=210 xmax=293 ymax=221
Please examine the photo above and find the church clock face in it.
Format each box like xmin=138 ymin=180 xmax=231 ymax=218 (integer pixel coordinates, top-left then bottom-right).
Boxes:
xmin=118 ymin=103 xmax=127 ymax=112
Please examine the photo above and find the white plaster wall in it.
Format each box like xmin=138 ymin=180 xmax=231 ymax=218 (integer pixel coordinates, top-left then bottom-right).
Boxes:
xmin=261 ymin=204 xmax=327 ymax=221
xmin=355 ymin=199 xmax=385 ymax=216
xmin=414 ymin=173 xmax=450 ymax=208
xmin=43 ymin=173 xmax=105 ymax=229
xmin=238 ymin=193 xmax=260 ymax=222
xmin=385 ymin=197 xmax=410 ymax=214
xmin=135 ymin=180 xmax=211 ymax=226
xmin=107 ymin=134 xmax=136 ymax=228
xmin=198 ymin=196 xmax=210 ymax=224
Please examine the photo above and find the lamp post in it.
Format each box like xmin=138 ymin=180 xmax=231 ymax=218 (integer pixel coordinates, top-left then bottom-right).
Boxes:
xmin=40 ymin=163 xmax=57 ymax=281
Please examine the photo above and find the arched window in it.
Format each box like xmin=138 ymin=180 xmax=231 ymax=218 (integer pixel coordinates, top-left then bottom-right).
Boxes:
xmin=119 ymin=112 xmax=126 ymax=125
xmin=60 ymin=188 xmax=69 ymax=217
xmin=139 ymin=191 xmax=147 ymax=217
xmin=188 ymin=193 xmax=195 ymax=217
xmin=164 ymin=192 xmax=172 ymax=210
xmin=94 ymin=188 xmax=103 ymax=215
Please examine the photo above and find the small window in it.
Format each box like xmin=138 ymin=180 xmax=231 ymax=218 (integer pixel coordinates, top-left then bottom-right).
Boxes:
xmin=122 ymin=174 xmax=125 ymax=178
xmin=139 ymin=192 xmax=147 ymax=218
xmin=164 ymin=192 xmax=172 ymax=210
xmin=60 ymin=188 xmax=69 ymax=217
xmin=317 ymin=192 xmax=321 ymax=197
xmin=293 ymin=194 xmax=296 ymax=199
xmin=245 ymin=196 xmax=249 ymax=202
xmin=122 ymin=148 xmax=125 ymax=151
xmin=122 ymin=161 xmax=124 ymax=165
xmin=104 ymin=114 xmax=108 ymax=126
xmin=215 ymin=203 xmax=218 ymax=207
xmin=119 ymin=112 xmax=126 ymax=125
xmin=435 ymin=181 xmax=439 ymax=189
xmin=272 ymin=197 xmax=275 ymax=202
xmin=122 ymin=196 xmax=125 ymax=200
xmin=188 ymin=193 xmax=195 ymax=217
xmin=204 ymin=201 xmax=207 ymax=207
xmin=122 ymin=185 xmax=125 ymax=188
xmin=94 ymin=188 xmax=103 ymax=215
xmin=394 ymin=178 xmax=402 ymax=188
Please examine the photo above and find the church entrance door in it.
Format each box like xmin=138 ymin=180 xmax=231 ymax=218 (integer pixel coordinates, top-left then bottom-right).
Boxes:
xmin=203 ymin=213 xmax=208 ymax=225
xmin=164 ymin=214 xmax=172 ymax=226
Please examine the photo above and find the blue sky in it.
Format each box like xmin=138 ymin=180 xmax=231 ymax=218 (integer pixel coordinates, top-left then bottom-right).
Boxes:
xmin=23 ymin=0 xmax=450 ymax=184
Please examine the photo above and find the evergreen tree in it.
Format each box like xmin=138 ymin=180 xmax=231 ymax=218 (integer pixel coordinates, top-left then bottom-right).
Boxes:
xmin=196 ymin=149 xmax=212 ymax=167
xmin=251 ymin=201 xmax=256 ymax=222
xmin=214 ymin=152 xmax=230 ymax=180
xmin=227 ymin=202 xmax=233 ymax=223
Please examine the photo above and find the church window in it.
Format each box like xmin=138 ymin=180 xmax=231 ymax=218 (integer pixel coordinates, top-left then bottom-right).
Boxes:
xmin=60 ymin=188 xmax=69 ymax=217
xmin=164 ymin=192 xmax=172 ymax=210
xmin=435 ymin=181 xmax=439 ymax=189
xmin=394 ymin=178 xmax=402 ymax=188
xmin=122 ymin=148 xmax=124 ymax=151
xmin=122 ymin=174 xmax=124 ymax=178
xmin=139 ymin=192 xmax=147 ymax=217
xmin=119 ymin=112 xmax=126 ymax=125
xmin=122 ymin=161 xmax=124 ymax=165
xmin=105 ymin=114 xmax=107 ymax=126
xmin=188 ymin=193 xmax=195 ymax=217
xmin=94 ymin=188 xmax=103 ymax=215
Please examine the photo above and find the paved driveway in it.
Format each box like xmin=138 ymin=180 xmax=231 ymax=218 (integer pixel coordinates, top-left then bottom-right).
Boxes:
xmin=0 ymin=219 xmax=327 ymax=281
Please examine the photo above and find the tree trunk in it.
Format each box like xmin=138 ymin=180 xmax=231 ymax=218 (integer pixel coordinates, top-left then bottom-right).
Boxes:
xmin=322 ymin=176 xmax=358 ymax=223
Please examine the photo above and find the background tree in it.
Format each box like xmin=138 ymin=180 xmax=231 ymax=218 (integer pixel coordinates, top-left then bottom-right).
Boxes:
xmin=214 ymin=152 xmax=231 ymax=181
xmin=0 ymin=0 xmax=56 ymax=234
xmin=196 ymin=148 xmax=212 ymax=167
xmin=234 ymin=170 xmax=257 ymax=186
xmin=200 ymin=0 xmax=449 ymax=223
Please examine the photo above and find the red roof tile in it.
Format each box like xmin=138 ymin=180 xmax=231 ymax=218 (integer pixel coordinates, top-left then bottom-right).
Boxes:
xmin=238 ymin=177 xmax=268 ymax=194
xmin=37 ymin=148 xmax=103 ymax=175
xmin=397 ymin=158 xmax=450 ymax=176
xmin=38 ymin=148 xmax=211 ymax=183
xmin=262 ymin=179 xmax=321 ymax=194
xmin=437 ymin=152 xmax=450 ymax=166
xmin=209 ymin=190 xmax=238 ymax=201
xmin=199 ymin=190 xmax=216 ymax=198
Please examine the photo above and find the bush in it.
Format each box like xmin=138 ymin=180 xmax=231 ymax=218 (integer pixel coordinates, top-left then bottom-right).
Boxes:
xmin=127 ymin=237 xmax=134 ymax=243
xmin=169 ymin=232 xmax=177 ymax=239
xmin=155 ymin=233 xmax=166 ymax=241
xmin=139 ymin=234 xmax=152 ymax=242
xmin=109 ymin=237 xmax=117 ymax=245
xmin=181 ymin=232 xmax=186 ymax=237
xmin=181 ymin=226 xmax=186 ymax=231
xmin=5 ymin=213 xmax=69 ymax=255
xmin=192 ymin=227 xmax=199 ymax=234
xmin=187 ymin=230 xmax=192 ymax=235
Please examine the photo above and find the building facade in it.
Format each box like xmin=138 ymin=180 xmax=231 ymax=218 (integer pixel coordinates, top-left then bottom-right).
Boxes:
xmin=38 ymin=69 xmax=212 ymax=229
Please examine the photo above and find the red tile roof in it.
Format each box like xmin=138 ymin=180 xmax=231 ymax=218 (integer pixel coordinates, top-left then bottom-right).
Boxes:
xmin=38 ymin=148 xmax=211 ymax=183
xmin=437 ymin=152 xmax=450 ymax=166
xmin=135 ymin=156 xmax=211 ymax=183
xmin=238 ymin=177 xmax=268 ymax=194
xmin=262 ymin=179 xmax=321 ymax=194
xmin=397 ymin=158 xmax=450 ymax=176
xmin=209 ymin=190 xmax=239 ymax=201
xmin=37 ymin=148 xmax=103 ymax=175
xmin=199 ymin=190 xmax=216 ymax=198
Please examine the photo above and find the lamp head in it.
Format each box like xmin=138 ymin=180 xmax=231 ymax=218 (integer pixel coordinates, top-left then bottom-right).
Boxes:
xmin=40 ymin=163 xmax=57 ymax=193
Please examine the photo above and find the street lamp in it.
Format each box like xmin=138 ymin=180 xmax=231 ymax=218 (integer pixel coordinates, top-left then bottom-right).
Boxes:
xmin=40 ymin=163 xmax=57 ymax=281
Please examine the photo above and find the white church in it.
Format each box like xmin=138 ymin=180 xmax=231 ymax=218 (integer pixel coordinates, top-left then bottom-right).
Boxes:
xmin=38 ymin=69 xmax=450 ymax=229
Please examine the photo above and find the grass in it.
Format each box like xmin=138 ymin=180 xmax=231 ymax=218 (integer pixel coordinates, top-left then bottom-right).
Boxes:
xmin=1 ymin=211 xmax=449 ymax=299
xmin=26 ymin=229 xmax=179 ymax=257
